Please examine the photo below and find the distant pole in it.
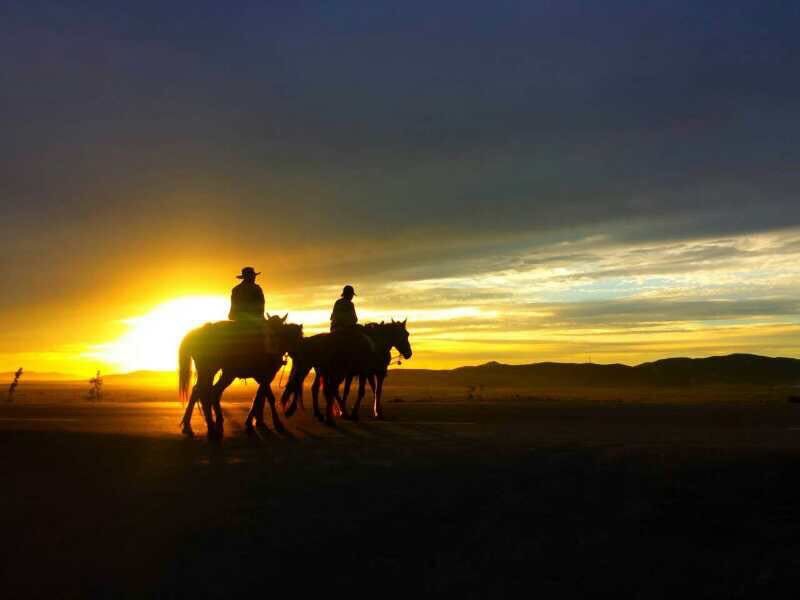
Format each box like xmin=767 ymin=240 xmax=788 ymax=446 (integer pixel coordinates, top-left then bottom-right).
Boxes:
xmin=88 ymin=370 xmax=103 ymax=401
xmin=7 ymin=367 xmax=23 ymax=402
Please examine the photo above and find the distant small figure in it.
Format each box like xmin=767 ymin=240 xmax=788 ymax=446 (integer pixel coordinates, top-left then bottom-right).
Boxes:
xmin=466 ymin=384 xmax=484 ymax=401
xmin=330 ymin=285 xmax=358 ymax=332
xmin=88 ymin=370 xmax=103 ymax=401
xmin=229 ymin=267 xmax=266 ymax=321
xmin=7 ymin=367 xmax=23 ymax=402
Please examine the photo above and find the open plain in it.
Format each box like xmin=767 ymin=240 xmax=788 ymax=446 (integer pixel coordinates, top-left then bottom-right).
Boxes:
xmin=3 ymin=383 xmax=800 ymax=598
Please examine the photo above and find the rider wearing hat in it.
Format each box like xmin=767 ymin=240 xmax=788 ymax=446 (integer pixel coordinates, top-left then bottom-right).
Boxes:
xmin=229 ymin=267 xmax=266 ymax=321
xmin=228 ymin=267 xmax=264 ymax=321
xmin=229 ymin=267 xmax=276 ymax=352
xmin=330 ymin=285 xmax=358 ymax=332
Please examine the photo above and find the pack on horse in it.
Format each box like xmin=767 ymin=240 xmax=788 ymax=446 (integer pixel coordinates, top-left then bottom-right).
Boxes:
xmin=281 ymin=320 xmax=412 ymax=425
xmin=178 ymin=314 xmax=303 ymax=439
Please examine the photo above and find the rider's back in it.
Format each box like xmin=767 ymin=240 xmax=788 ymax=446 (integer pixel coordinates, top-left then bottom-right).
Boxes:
xmin=229 ymin=280 xmax=265 ymax=321
xmin=330 ymin=297 xmax=357 ymax=331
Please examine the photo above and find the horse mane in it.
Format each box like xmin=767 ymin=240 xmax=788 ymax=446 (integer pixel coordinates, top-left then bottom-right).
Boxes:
xmin=363 ymin=321 xmax=404 ymax=331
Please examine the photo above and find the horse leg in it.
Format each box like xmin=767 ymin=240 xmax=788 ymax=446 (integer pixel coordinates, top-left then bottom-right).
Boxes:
xmin=281 ymin=363 xmax=303 ymax=415
xmin=285 ymin=384 xmax=304 ymax=418
xmin=210 ymin=372 xmax=235 ymax=438
xmin=247 ymin=384 xmax=268 ymax=430
xmin=290 ymin=364 xmax=308 ymax=413
xmin=263 ymin=384 xmax=285 ymax=433
xmin=180 ymin=383 xmax=201 ymax=436
xmin=312 ymin=371 xmax=324 ymax=422
xmin=351 ymin=375 xmax=367 ymax=422
xmin=373 ymin=374 xmax=385 ymax=419
xmin=337 ymin=376 xmax=352 ymax=419
xmin=356 ymin=374 xmax=372 ymax=420
xmin=294 ymin=383 xmax=304 ymax=414
xmin=194 ymin=370 xmax=216 ymax=440
xmin=280 ymin=383 xmax=297 ymax=417
xmin=324 ymin=377 xmax=339 ymax=427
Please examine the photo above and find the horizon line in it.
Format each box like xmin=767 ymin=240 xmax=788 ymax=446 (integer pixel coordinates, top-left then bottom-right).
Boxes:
xmin=3 ymin=351 xmax=795 ymax=381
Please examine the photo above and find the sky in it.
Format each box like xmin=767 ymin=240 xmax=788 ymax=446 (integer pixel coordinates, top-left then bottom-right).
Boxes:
xmin=1 ymin=1 xmax=799 ymax=375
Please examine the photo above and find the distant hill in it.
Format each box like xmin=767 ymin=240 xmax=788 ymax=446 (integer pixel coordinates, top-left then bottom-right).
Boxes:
xmin=388 ymin=354 xmax=800 ymax=389
xmin=5 ymin=354 xmax=799 ymax=389
xmin=0 ymin=370 xmax=177 ymax=386
xmin=101 ymin=370 xmax=177 ymax=387
xmin=0 ymin=371 xmax=79 ymax=382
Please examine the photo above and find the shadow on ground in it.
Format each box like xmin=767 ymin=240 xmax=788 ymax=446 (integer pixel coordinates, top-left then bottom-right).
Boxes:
xmin=2 ymin=398 xmax=800 ymax=597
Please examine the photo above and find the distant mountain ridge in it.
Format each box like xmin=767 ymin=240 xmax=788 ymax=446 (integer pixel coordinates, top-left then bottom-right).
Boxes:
xmin=389 ymin=354 xmax=800 ymax=388
xmin=4 ymin=354 xmax=799 ymax=388
xmin=0 ymin=371 xmax=79 ymax=382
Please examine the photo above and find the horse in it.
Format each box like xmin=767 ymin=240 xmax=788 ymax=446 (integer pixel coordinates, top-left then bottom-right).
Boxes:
xmin=336 ymin=320 xmax=411 ymax=420
xmin=281 ymin=320 xmax=412 ymax=424
xmin=305 ymin=320 xmax=411 ymax=420
xmin=178 ymin=314 xmax=303 ymax=439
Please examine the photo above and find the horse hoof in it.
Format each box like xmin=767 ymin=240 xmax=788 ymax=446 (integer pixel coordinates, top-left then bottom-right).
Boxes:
xmin=273 ymin=423 xmax=286 ymax=434
xmin=181 ymin=426 xmax=194 ymax=437
xmin=284 ymin=403 xmax=297 ymax=418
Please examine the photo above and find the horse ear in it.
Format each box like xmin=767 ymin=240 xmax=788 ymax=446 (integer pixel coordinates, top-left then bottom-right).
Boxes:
xmin=391 ymin=318 xmax=395 ymax=323
xmin=266 ymin=312 xmax=272 ymax=319
xmin=403 ymin=318 xmax=407 ymax=326
xmin=282 ymin=313 xmax=288 ymax=322
xmin=380 ymin=320 xmax=384 ymax=325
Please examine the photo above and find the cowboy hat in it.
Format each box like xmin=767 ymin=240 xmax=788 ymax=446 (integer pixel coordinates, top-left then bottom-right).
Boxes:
xmin=236 ymin=266 xmax=261 ymax=279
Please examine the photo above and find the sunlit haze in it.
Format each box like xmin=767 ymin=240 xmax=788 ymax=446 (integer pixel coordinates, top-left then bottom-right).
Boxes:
xmin=85 ymin=296 xmax=229 ymax=372
xmin=2 ymin=2 xmax=799 ymax=377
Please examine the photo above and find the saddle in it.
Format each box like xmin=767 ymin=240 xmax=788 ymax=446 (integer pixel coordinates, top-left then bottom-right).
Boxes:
xmin=330 ymin=325 xmax=374 ymax=354
xmin=228 ymin=319 xmax=277 ymax=355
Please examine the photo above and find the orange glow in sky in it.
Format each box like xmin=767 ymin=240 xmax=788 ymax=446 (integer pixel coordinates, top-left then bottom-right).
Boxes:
xmin=85 ymin=296 xmax=230 ymax=373
xmin=3 ymin=229 xmax=800 ymax=377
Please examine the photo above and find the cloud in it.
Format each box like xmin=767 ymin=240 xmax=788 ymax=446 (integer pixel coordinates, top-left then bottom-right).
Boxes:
xmin=2 ymin=1 xmax=800 ymax=370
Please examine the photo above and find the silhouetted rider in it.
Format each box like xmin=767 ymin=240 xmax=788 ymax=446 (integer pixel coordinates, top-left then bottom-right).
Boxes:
xmin=229 ymin=267 xmax=276 ymax=353
xmin=330 ymin=285 xmax=358 ymax=332
xmin=229 ymin=267 xmax=265 ymax=321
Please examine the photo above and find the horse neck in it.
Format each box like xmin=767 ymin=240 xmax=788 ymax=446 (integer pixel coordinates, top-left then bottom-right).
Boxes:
xmin=370 ymin=328 xmax=396 ymax=360
xmin=274 ymin=325 xmax=299 ymax=353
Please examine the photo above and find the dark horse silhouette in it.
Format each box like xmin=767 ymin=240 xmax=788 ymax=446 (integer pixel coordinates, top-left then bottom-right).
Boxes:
xmin=178 ymin=314 xmax=303 ymax=439
xmin=281 ymin=320 xmax=412 ymax=425
xmin=331 ymin=321 xmax=410 ymax=420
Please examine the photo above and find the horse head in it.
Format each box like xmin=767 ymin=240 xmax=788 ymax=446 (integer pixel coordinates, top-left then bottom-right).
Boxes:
xmin=279 ymin=322 xmax=304 ymax=354
xmin=389 ymin=319 xmax=412 ymax=360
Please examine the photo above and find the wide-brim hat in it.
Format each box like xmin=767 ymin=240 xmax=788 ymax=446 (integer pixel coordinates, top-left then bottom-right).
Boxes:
xmin=237 ymin=267 xmax=261 ymax=279
xmin=341 ymin=285 xmax=356 ymax=297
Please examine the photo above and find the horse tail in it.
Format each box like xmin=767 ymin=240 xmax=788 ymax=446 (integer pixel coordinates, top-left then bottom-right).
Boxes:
xmin=178 ymin=330 xmax=195 ymax=405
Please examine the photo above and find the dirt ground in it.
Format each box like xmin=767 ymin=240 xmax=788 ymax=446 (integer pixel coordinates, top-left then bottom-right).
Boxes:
xmin=2 ymin=386 xmax=800 ymax=598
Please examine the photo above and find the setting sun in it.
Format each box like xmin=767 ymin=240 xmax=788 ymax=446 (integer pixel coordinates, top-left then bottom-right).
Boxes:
xmin=87 ymin=296 xmax=229 ymax=372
